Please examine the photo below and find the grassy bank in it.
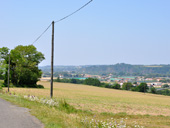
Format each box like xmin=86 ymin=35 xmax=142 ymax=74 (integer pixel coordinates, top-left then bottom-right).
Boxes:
xmin=1 ymin=81 xmax=170 ymax=127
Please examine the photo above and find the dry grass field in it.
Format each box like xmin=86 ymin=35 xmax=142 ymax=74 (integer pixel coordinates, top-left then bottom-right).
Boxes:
xmin=6 ymin=81 xmax=170 ymax=116
xmin=2 ymin=81 xmax=170 ymax=127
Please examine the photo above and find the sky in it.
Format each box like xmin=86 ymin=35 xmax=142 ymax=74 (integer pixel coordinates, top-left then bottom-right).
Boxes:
xmin=0 ymin=0 xmax=170 ymax=66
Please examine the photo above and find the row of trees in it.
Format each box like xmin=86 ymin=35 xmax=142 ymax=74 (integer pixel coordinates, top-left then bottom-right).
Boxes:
xmin=54 ymin=77 xmax=84 ymax=84
xmin=104 ymin=82 xmax=149 ymax=92
xmin=0 ymin=45 xmax=45 ymax=87
xmin=54 ymin=77 xmax=101 ymax=86
xmin=157 ymin=89 xmax=170 ymax=96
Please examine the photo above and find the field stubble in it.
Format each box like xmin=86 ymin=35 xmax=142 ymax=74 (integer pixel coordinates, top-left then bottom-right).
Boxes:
xmin=7 ymin=81 xmax=170 ymax=116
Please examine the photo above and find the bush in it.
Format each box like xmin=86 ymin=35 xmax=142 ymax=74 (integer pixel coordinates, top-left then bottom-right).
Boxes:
xmin=55 ymin=77 xmax=61 ymax=82
xmin=111 ymin=83 xmax=120 ymax=89
xmin=36 ymin=84 xmax=44 ymax=88
xmin=2 ymin=83 xmax=7 ymax=87
xmin=122 ymin=82 xmax=133 ymax=90
xmin=83 ymin=78 xmax=101 ymax=86
xmin=0 ymin=81 xmax=5 ymax=87
xmin=162 ymin=84 xmax=169 ymax=88
xmin=131 ymin=87 xmax=138 ymax=91
xmin=150 ymin=87 xmax=157 ymax=94
xmin=157 ymin=89 xmax=170 ymax=96
xmin=136 ymin=83 xmax=148 ymax=92
xmin=104 ymin=83 xmax=111 ymax=88
xmin=13 ymin=84 xmax=44 ymax=88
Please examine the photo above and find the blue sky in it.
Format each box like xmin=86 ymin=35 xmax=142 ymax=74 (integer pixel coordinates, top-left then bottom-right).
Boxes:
xmin=0 ymin=0 xmax=170 ymax=66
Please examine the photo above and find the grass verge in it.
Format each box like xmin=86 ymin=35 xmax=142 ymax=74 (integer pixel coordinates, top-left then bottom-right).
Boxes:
xmin=0 ymin=91 xmax=170 ymax=128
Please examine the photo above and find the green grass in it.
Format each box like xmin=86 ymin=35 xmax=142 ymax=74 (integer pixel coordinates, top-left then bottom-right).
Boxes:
xmin=1 ymin=81 xmax=170 ymax=127
xmin=0 ymin=93 xmax=82 ymax=128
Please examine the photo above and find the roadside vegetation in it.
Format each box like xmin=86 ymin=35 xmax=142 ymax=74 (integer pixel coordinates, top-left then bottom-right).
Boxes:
xmin=0 ymin=80 xmax=3 ymax=90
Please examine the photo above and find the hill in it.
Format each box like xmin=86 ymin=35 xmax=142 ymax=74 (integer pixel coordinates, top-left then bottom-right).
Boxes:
xmin=40 ymin=63 xmax=170 ymax=76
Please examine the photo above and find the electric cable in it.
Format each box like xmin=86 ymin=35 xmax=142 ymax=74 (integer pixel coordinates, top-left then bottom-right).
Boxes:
xmin=32 ymin=23 xmax=52 ymax=45
xmin=32 ymin=0 xmax=93 ymax=45
xmin=55 ymin=0 xmax=93 ymax=23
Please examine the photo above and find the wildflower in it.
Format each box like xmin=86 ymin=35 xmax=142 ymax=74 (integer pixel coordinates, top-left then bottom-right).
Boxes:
xmin=23 ymin=95 xmax=59 ymax=107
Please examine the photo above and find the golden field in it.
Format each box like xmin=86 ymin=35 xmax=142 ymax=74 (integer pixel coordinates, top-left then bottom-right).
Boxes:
xmin=6 ymin=81 xmax=170 ymax=116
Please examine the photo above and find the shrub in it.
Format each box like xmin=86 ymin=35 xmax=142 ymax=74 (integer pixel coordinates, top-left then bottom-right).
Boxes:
xmin=111 ymin=83 xmax=120 ymax=89
xmin=84 ymin=78 xmax=101 ymax=87
xmin=136 ymin=83 xmax=148 ymax=92
xmin=122 ymin=82 xmax=133 ymax=90
xmin=131 ymin=87 xmax=138 ymax=91
xmin=55 ymin=77 xmax=61 ymax=82
xmin=157 ymin=89 xmax=170 ymax=96
xmin=36 ymin=84 xmax=44 ymax=88
xmin=105 ymin=84 xmax=111 ymax=88
xmin=13 ymin=84 xmax=44 ymax=88
xmin=162 ymin=84 xmax=169 ymax=88
xmin=0 ymin=81 xmax=6 ymax=87
xmin=150 ymin=87 xmax=157 ymax=94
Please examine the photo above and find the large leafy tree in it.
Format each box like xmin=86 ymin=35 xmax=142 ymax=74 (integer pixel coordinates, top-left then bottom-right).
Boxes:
xmin=111 ymin=83 xmax=120 ymax=89
xmin=136 ymin=83 xmax=148 ymax=92
xmin=84 ymin=78 xmax=101 ymax=86
xmin=0 ymin=45 xmax=45 ymax=87
xmin=0 ymin=47 xmax=9 ymax=80
xmin=122 ymin=82 xmax=133 ymax=90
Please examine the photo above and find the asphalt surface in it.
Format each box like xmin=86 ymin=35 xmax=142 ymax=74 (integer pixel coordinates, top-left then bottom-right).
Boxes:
xmin=0 ymin=98 xmax=44 ymax=128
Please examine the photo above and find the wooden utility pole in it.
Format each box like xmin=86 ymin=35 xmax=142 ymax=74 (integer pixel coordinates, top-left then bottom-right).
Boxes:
xmin=8 ymin=53 xmax=10 ymax=92
xmin=50 ymin=21 xmax=54 ymax=98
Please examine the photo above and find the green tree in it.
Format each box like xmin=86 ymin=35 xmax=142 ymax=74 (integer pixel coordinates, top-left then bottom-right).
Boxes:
xmin=56 ymin=77 xmax=61 ymax=82
xmin=0 ymin=47 xmax=9 ymax=60
xmin=162 ymin=84 xmax=169 ymax=88
xmin=104 ymin=83 xmax=111 ymax=88
xmin=122 ymin=82 xmax=133 ymax=90
xmin=133 ymin=81 xmax=137 ymax=84
xmin=0 ymin=45 xmax=45 ymax=87
xmin=84 ymin=78 xmax=101 ymax=86
xmin=157 ymin=89 xmax=170 ymax=96
xmin=0 ymin=47 xmax=10 ymax=81
xmin=136 ymin=83 xmax=148 ymax=92
xmin=111 ymin=83 xmax=120 ymax=89
xmin=70 ymin=79 xmax=77 ymax=84
xmin=150 ymin=87 xmax=157 ymax=94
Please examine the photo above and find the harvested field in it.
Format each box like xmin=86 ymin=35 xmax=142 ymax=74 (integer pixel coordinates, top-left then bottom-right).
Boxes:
xmin=6 ymin=81 xmax=170 ymax=116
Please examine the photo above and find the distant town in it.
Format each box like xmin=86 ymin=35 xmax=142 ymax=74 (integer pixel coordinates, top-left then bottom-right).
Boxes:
xmin=40 ymin=64 xmax=170 ymax=89
xmin=41 ymin=72 xmax=170 ymax=88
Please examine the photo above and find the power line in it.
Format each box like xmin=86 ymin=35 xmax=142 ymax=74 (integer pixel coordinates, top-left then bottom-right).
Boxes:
xmin=32 ymin=0 xmax=93 ymax=45
xmin=55 ymin=0 xmax=93 ymax=23
xmin=32 ymin=23 xmax=52 ymax=45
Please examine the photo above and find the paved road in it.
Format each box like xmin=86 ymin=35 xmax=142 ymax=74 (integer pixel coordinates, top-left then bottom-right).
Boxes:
xmin=0 ymin=98 xmax=44 ymax=128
